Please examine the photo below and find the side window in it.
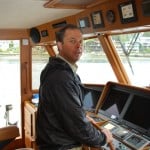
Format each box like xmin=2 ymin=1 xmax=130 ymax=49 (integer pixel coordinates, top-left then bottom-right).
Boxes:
xmin=0 ymin=40 xmax=21 ymax=129
xmin=111 ymin=32 xmax=150 ymax=87
xmin=77 ymin=38 xmax=117 ymax=84
xmin=32 ymin=46 xmax=49 ymax=89
xmin=31 ymin=38 xmax=117 ymax=87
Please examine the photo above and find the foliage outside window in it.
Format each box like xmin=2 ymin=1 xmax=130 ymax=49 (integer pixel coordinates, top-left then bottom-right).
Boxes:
xmin=111 ymin=31 xmax=150 ymax=87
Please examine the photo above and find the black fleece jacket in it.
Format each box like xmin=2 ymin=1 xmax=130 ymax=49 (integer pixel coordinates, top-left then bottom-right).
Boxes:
xmin=36 ymin=57 xmax=106 ymax=150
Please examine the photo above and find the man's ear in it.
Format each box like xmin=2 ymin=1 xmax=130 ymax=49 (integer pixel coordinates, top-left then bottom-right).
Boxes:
xmin=57 ymin=42 xmax=62 ymax=51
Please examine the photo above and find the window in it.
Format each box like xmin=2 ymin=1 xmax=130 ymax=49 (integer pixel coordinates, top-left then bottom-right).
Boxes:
xmin=0 ymin=40 xmax=21 ymax=129
xmin=32 ymin=46 xmax=49 ymax=89
xmin=31 ymin=38 xmax=117 ymax=88
xmin=111 ymin=31 xmax=150 ymax=87
xmin=77 ymin=38 xmax=117 ymax=84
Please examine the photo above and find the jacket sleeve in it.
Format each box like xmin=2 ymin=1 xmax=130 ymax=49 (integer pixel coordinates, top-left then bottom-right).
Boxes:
xmin=51 ymin=78 xmax=106 ymax=147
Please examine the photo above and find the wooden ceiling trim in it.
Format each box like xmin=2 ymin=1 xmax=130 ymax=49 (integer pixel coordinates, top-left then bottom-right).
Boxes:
xmin=44 ymin=3 xmax=85 ymax=9
xmin=44 ymin=0 xmax=110 ymax=9
xmin=44 ymin=0 xmax=85 ymax=9
xmin=44 ymin=0 xmax=61 ymax=6
xmin=86 ymin=0 xmax=109 ymax=8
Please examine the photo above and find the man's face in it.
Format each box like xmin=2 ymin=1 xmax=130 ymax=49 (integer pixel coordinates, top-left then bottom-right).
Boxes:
xmin=58 ymin=29 xmax=83 ymax=64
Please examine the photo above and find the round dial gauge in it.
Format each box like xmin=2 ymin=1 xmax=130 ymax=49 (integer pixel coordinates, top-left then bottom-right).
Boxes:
xmin=106 ymin=10 xmax=115 ymax=23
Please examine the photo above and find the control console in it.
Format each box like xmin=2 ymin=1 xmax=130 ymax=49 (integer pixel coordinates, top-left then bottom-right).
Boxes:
xmin=101 ymin=138 xmax=132 ymax=150
xmin=101 ymin=121 xmax=150 ymax=150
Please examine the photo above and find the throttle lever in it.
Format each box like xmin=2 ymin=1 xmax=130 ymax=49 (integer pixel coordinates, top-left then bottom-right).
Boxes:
xmin=86 ymin=115 xmax=115 ymax=150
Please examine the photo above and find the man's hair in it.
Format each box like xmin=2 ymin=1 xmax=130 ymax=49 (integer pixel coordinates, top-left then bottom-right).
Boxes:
xmin=56 ymin=24 xmax=81 ymax=43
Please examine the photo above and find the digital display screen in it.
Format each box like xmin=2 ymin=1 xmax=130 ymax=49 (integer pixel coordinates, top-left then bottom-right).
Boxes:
xmin=83 ymin=89 xmax=101 ymax=112
xmin=114 ymin=127 xmax=130 ymax=139
xmin=79 ymin=20 xmax=86 ymax=28
xmin=123 ymin=95 xmax=150 ymax=131
xmin=127 ymin=135 xmax=142 ymax=144
xmin=103 ymin=123 xmax=116 ymax=130
xmin=79 ymin=17 xmax=90 ymax=28
xmin=92 ymin=12 xmax=102 ymax=25
xmin=125 ymin=134 xmax=148 ymax=149
xmin=90 ymin=11 xmax=104 ymax=28
xmin=100 ymin=88 xmax=130 ymax=119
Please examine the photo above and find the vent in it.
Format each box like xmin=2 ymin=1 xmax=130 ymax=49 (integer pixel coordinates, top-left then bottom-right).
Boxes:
xmin=52 ymin=21 xmax=67 ymax=28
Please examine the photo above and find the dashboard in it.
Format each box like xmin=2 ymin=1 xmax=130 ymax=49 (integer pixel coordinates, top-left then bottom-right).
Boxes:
xmin=88 ymin=81 xmax=150 ymax=150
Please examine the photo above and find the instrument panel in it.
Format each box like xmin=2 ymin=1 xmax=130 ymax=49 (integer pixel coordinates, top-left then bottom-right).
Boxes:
xmin=102 ymin=121 xmax=150 ymax=150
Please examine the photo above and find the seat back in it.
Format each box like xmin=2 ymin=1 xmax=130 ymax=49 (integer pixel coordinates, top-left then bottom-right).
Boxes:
xmin=0 ymin=125 xmax=20 ymax=149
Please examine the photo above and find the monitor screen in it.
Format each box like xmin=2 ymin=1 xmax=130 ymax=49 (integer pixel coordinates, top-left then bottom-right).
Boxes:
xmin=123 ymin=95 xmax=150 ymax=134
xmin=100 ymin=88 xmax=130 ymax=120
xmin=79 ymin=17 xmax=90 ymax=28
xmin=83 ymin=88 xmax=101 ymax=112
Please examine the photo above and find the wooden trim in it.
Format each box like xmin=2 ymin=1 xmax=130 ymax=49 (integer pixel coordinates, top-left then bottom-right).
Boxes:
xmin=44 ymin=3 xmax=85 ymax=9
xmin=98 ymin=34 xmax=131 ymax=84
xmin=44 ymin=1 xmax=85 ymax=9
xmin=95 ymin=81 xmax=113 ymax=114
xmin=0 ymin=29 xmax=28 ymax=39
xmin=44 ymin=0 xmax=61 ymax=6
xmin=44 ymin=0 xmax=109 ymax=9
xmin=3 ymin=138 xmax=24 ymax=150
xmin=86 ymin=0 xmax=108 ymax=8
xmin=45 ymin=45 xmax=56 ymax=56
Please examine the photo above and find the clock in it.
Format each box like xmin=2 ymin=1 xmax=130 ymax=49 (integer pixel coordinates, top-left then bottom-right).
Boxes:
xmin=106 ymin=10 xmax=115 ymax=23
xmin=118 ymin=1 xmax=138 ymax=24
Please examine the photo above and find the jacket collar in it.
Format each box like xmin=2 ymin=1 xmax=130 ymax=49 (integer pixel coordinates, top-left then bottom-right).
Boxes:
xmin=56 ymin=54 xmax=78 ymax=73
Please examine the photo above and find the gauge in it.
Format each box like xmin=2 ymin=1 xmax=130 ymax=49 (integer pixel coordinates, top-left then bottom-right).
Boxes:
xmin=106 ymin=10 xmax=115 ymax=23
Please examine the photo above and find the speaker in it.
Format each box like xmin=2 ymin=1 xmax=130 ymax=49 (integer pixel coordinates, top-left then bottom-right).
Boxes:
xmin=30 ymin=27 xmax=41 ymax=43
xmin=142 ymin=0 xmax=150 ymax=16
